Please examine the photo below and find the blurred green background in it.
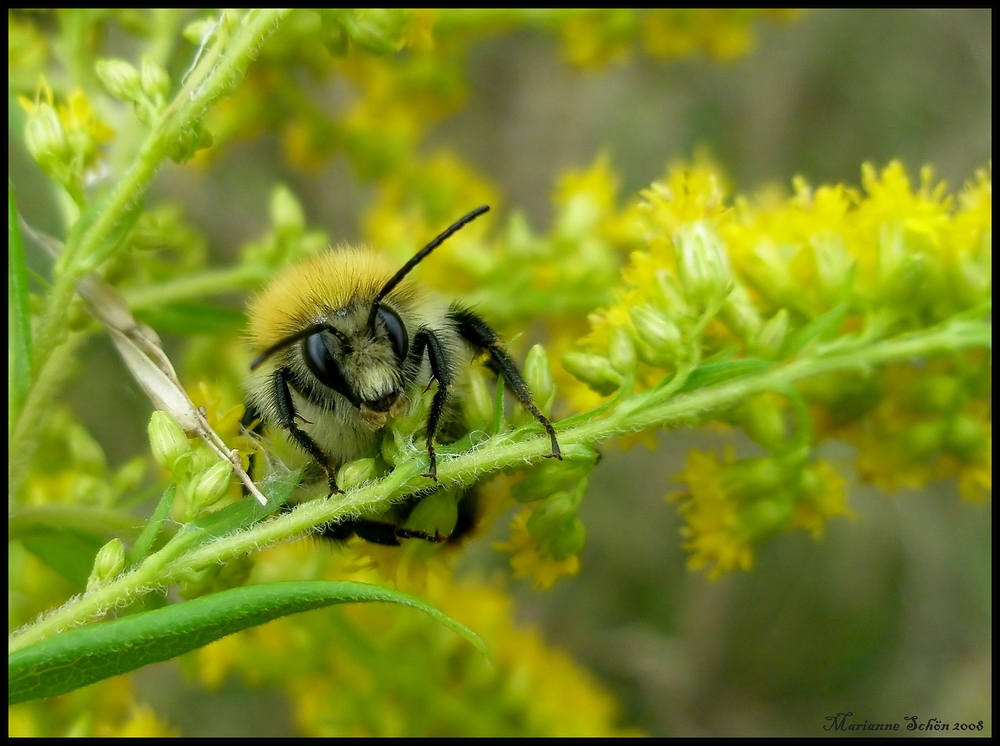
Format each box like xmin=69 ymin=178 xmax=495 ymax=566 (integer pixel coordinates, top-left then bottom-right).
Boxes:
xmin=10 ymin=8 xmax=991 ymax=736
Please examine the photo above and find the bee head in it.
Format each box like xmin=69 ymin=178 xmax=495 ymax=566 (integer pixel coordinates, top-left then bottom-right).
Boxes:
xmin=250 ymin=205 xmax=490 ymax=424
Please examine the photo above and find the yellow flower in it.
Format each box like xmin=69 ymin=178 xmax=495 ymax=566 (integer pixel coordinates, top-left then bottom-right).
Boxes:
xmin=494 ymin=508 xmax=580 ymax=590
xmin=669 ymin=448 xmax=754 ymax=578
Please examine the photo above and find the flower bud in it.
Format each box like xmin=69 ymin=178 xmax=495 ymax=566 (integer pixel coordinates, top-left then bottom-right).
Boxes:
xmin=462 ymin=366 xmax=494 ymax=431
xmin=270 ymin=184 xmax=305 ymax=236
xmin=733 ymin=394 xmax=787 ymax=451
xmin=512 ymin=447 xmax=597 ymax=503
xmin=404 ymin=488 xmax=459 ymax=538
xmin=674 ymin=221 xmax=732 ymax=308
xmin=24 ymin=103 xmax=69 ymax=166
xmin=741 ymin=492 xmax=795 ymax=541
xmin=86 ymin=538 xmax=126 ymax=592
xmin=140 ymin=55 xmax=170 ymax=101
xmin=526 ymin=492 xmax=576 ymax=535
xmin=183 ymin=19 xmax=216 ymax=45
xmin=148 ymin=410 xmax=191 ymax=472
xmin=95 ymin=59 xmax=143 ymax=102
xmin=810 ymin=232 xmax=852 ymax=303
xmin=754 ymin=309 xmax=790 ymax=360
xmin=189 ymin=460 xmax=233 ymax=511
xmin=629 ymin=306 xmax=683 ymax=364
xmin=524 ymin=344 xmax=556 ymax=415
xmin=337 ymin=458 xmax=376 ymax=490
xmin=720 ymin=456 xmax=790 ymax=501
xmin=538 ymin=516 xmax=586 ymax=561
xmin=720 ymin=282 xmax=762 ymax=342
xmin=561 ymin=352 xmax=622 ymax=396
xmin=899 ymin=420 xmax=945 ymax=460
xmin=608 ymin=327 xmax=638 ymax=376
xmin=943 ymin=415 xmax=987 ymax=461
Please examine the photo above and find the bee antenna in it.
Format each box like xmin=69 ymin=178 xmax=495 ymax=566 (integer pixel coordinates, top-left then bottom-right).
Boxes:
xmin=367 ymin=205 xmax=490 ymax=330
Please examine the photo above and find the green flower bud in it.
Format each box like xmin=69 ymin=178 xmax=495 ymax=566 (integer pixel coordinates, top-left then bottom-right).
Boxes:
xmin=95 ymin=58 xmax=143 ymax=102
xmin=943 ymin=415 xmax=987 ymax=460
xmin=148 ymin=410 xmax=191 ymax=472
xmin=462 ymin=366 xmax=494 ymax=431
xmin=561 ymin=352 xmax=622 ymax=396
xmin=24 ymin=103 xmax=69 ymax=169
xmin=899 ymin=420 xmax=945 ymax=460
xmin=733 ymin=395 xmax=787 ymax=451
xmin=404 ymin=488 xmax=459 ymax=538
xmin=608 ymin=326 xmax=638 ymax=375
xmin=527 ymin=494 xmax=586 ymax=560
xmin=512 ymin=446 xmax=597 ymax=503
xmin=271 ymin=184 xmax=305 ymax=236
xmin=527 ymin=492 xmax=577 ymax=535
xmin=911 ymin=374 xmax=962 ymax=414
xmin=754 ymin=309 xmax=790 ymax=359
xmin=674 ymin=221 xmax=732 ymax=308
xmin=524 ymin=344 xmax=556 ymax=415
xmin=720 ymin=282 xmax=763 ymax=342
xmin=87 ymin=538 xmax=126 ymax=592
xmin=741 ymin=492 xmax=795 ymax=541
xmin=543 ymin=516 xmax=587 ymax=560
xmin=140 ymin=55 xmax=170 ymax=101
xmin=189 ymin=460 xmax=233 ymax=511
xmin=629 ymin=306 xmax=683 ymax=364
xmin=810 ymin=232 xmax=853 ymax=303
xmin=183 ymin=18 xmax=216 ymax=45
xmin=337 ymin=458 xmax=376 ymax=490
xmin=720 ymin=456 xmax=790 ymax=501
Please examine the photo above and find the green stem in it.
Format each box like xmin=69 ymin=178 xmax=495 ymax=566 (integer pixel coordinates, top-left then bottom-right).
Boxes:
xmin=8 ymin=314 xmax=988 ymax=653
xmin=12 ymin=9 xmax=291 ymax=499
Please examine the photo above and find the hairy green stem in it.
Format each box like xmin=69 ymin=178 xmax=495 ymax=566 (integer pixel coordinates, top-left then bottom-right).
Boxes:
xmin=9 ymin=314 xmax=989 ymax=653
xmin=12 ymin=9 xmax=290 ymax=498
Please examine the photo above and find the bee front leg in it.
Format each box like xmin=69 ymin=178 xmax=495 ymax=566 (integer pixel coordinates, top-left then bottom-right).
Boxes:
xmin=273 ymin=367 xmax=341 ymax=494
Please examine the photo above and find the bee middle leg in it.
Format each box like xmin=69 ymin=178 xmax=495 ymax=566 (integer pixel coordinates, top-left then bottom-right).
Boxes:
xmin=410 ymin=329 xmax=453 ymax=481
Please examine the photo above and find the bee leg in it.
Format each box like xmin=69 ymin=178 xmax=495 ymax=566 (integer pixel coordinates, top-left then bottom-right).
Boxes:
xmin=449 ymin=306 xmax=562 ymax=461
xmin=411 ymin=329 xmax=453 ymax=481
xmin=273 ymin=367 xmax=341 ymax=494
xmin=351 ymin=520 xmax=403 ymax=546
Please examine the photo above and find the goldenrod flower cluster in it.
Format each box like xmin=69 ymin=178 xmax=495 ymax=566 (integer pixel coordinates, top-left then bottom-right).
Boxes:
xmin=573 ymin=159 xmax=991 ymax=577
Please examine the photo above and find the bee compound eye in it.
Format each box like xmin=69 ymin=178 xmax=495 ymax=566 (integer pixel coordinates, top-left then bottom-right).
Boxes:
xmin=303 ymin=332 xmax=352 ymax=400
xmin=377 ymin=306 xmax=409 ymax=362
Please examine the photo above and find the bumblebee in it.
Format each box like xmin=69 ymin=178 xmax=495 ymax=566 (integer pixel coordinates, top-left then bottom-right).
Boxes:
xmin=243 ymin=206 xmax=561 ymax=545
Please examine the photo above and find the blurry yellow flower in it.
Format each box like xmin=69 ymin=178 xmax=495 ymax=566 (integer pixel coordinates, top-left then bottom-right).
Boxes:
xmin=495 ymin=509 xmax=580 ymax=589
xmin=669 ymin=448 xmax=753 ymax=578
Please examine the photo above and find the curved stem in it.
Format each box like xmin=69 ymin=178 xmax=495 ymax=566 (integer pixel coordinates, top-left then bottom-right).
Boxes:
xmin=9 ymin=314 xmax=989 ymax=653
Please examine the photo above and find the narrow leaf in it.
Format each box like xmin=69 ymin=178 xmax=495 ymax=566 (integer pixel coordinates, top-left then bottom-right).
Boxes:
xmin=780 ymin=303 xmax=848 ymax=360
xmin=8 ymin=580 xmax=487 ymax=704
xmin=126 ymin=485 xmax=176 ymax=568
xmin=678 ymin=358 xmax=773 ymax=394
xmin=9 ymin=185 xmax=33 ymax=423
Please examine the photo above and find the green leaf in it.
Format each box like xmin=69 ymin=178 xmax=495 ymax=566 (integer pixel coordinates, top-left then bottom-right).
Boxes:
xmin=678 ymin=358 xmax=774 ymax=394
xmin=134 ymin=302 xmax=246 ymax=335
xmin=9 ymin=185 xmax=33 ymax=424
xmin=8 ymin=580 xmax=487 ymax=704
xmin=126 ymin=485 xmax=175 ymax=568
xmin=779 ymin=303 xmax=848 ymax=360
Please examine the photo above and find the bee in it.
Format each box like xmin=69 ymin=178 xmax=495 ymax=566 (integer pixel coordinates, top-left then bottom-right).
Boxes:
xmin=242 ymin=206 xmax=561 ymax=545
